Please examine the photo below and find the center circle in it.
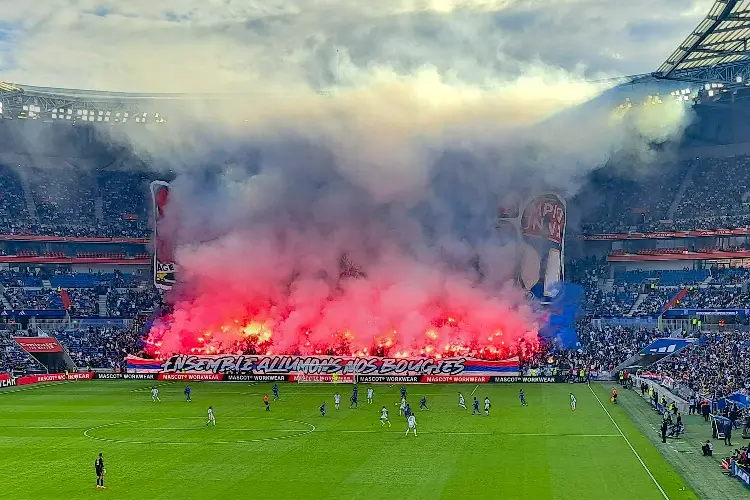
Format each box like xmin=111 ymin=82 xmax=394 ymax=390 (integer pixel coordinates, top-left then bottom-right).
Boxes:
xmin=83 ymin=416 xmax=316 ymax=445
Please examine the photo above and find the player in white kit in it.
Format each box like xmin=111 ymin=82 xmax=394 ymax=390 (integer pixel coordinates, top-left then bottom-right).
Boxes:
xmin=570 ymin=393 xmax=576 ymax=412
xmin=458 ymin=392 xmax=466 ymax=409
xmin=367 ymin=388 xmax=374 ymax=404
xmin=206 ymin=406 xmax=216 ymax=426
xmin=334 ymin=392 xmax=341 ymax=410
xmin=151 ymin=386 xmax=160 ymax=402
xmin=484 ymin=397 xmax=491 ymax=416
xmin=405 ymin=414 xmax=417 ymax=436
xmin=380 ymin=405 xmax=391 ymax=427
xmin=399 ymin=397 xmax=407 ymax=416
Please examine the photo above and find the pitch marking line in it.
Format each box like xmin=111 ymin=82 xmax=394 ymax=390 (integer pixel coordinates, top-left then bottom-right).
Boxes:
xmin=333 ymin=430 xmax=619 ymax=437
xmin=588 ymin=384 xmax=669 ymax=500
xmin=0 ymin=381 xmax=75 ymax=394
xmin=470 ymin=384 xmax=479 ymax=396
xmin=82 ymin=416 xmax=316 ymax=445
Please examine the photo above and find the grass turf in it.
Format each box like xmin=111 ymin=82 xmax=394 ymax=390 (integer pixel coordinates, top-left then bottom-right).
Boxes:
xmin=0 ymin=381 xmax=697 ymax=500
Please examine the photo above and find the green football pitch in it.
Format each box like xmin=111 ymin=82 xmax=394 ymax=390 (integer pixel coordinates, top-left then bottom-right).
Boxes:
xmin=0 ymin=381 xmax=697 ymax=500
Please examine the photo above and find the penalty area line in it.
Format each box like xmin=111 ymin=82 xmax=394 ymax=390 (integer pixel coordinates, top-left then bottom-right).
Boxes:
xmin=326 ymin=430 xmax=619 ymax=437
xmin=587 ymin=384 xmax=669 ymax=500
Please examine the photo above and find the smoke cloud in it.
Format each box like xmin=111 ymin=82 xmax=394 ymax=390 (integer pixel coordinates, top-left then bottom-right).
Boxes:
xmin=0 ymin=1 xmax=699 ymax=357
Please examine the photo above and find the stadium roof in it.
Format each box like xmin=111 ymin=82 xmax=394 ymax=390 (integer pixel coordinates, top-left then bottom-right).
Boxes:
xmin=0 ymin=81 xmax=331 ymax=123
xmin=654 ymin=0 xmax=750 ymax=84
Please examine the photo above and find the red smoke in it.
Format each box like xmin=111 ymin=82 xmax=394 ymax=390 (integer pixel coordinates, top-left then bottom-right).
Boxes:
xmin=146 ymin=227 xmax=542 ymax=361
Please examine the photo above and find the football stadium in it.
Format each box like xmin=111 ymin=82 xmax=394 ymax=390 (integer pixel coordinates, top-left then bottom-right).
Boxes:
xmin=2 ymin=1 xmax=750 ymax=499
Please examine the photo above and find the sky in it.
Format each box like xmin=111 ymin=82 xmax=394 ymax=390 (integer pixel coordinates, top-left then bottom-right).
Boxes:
xmin=0 ymin=0 xmax=713 ymax=93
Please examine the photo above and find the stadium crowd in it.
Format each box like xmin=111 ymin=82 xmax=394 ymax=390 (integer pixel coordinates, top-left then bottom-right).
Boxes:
xmin=655 ymin=330 xmax=750 ymax=399
xmin=0 ymin=166 xmax=151 ymax=238
xmin=579 ymin=156 xmax=750 ymax=234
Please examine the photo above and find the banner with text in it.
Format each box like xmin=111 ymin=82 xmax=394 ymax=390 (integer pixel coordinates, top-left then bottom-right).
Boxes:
xmin=14 ymin=337 xmax=63 ymax=353
xmin=94 ymin=372 xmax=158 ymax=381
xmin=733 ymin=463 xmax=750 ymax=489
xmin=127 ymin=354 xmax=520 ymax=377
xmin=0 ymin=372 xmax=14 ymax=388
xmin=16 ymin=372 xmax=94 ymax=386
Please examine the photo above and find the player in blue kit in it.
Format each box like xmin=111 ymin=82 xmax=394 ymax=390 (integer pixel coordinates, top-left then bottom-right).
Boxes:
xmin=272 ymin=383 xmax=280 ymax=401
xmin=404 ymin=402 xmax=412 ymax=418
xmin=400 ymin=386 xmax=407 ymax=399
xmin=519 ymin=388 xmax=528 ymax=406
xmin=349 ymin=391 xmax=359 ymax=409
xmin=320 ymin=402 xmax=326 ymax=416
xmin=184 ymin=385 xmax=192 ymax=402
xmin=419 ymin=396 xmax=428 ymax=410
xmin=472 ymin=397 xmax=480 ymax=415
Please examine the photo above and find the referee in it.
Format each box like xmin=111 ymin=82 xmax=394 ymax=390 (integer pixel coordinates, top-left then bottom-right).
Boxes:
xmin=95 ymin=453 xmax=106 ymax=489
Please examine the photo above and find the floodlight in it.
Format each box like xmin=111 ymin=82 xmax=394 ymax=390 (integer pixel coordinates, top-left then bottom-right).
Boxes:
xmin=708 ymin=90 xmax=715 ymax=97
xmin=737 ymin=76 xmax=744 ymax=83
xmin=98 ymin=110 xmax=103 ymax=116
xmin=705 ymin=83 xmax=711 ymax=90
xmin=135 ymin=117 xmax=140 ymax=123
xmin=52 ymin=113 xmax=57 ymax=119
xmin=67 ymin=109 xmax=72 ymax=114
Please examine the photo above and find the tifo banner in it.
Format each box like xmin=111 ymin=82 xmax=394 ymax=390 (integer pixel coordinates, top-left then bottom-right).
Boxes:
xmin=14 ymin=337 xmax=63 ymax=353
xmin=126 ymin=354 xmax=520 ymax=377
xmin=150 ymin=180 xmax=176 ymax=290
xmin=520 ymin=193 xmax=565 ymax=301
xmin=497 ymin=193 xmax=566 ymax=302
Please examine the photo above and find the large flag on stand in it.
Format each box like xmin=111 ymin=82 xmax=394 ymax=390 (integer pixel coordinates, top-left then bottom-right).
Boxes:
xmin=13 ymin=337 xmax=76 ymax=372
xmin=539 ymin=283 xmax=582 ymax=348
xmin=59 ymin=289 xmax=71 ymax=311
xmin=150 ymin=181 xmax=176 ymax=290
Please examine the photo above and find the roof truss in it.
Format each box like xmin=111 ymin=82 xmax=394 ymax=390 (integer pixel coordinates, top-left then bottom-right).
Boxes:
xmin=654 ymin=0 xmax=750 ymax=84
